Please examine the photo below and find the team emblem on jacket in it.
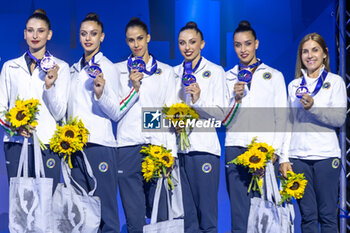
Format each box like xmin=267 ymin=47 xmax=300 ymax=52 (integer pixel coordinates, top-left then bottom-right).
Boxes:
xmin=202 ymin=163 xmax=212 ymax=173
xmin=99 ymin=162 xmax=109 ymax=172
xmin=202 ymin=71 xmax=211 ymax=78
xmin=155 ymin=68 xmax=162 ymax=75
xmin=263 ymin=72 xmax=272 ymax=80
xmin=46 ymin=158 xmax=55 ymax=168
xmin=322 ymin=82 xmax=331 ymax=89
xmin=332 ymin=158 xmax=339 ymax=169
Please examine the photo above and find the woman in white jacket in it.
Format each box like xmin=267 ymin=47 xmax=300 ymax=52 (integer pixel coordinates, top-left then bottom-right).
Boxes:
xmin=114 ymin=17 xmax=177 ymax=233
xmin=0 ymin=9 xmax=70 ymax=191
xmin=68 ymin=13 xmax=137 ymax=233
xmin=224 ymin=20 xmax=287 ymax=233
xmin=279 ymin=33 xmax=346 ymax=233
xmin=174 ymin=21 xmax=226 ymax=233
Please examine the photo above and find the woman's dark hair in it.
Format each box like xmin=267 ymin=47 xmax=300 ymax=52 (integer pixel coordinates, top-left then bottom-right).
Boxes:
xmin=80 ymin=13 xmax=104 ymax=32
xmin=178 ymin=21 xmax=203 ymax=40
xmin=233 ymin=20 xmax=256 ymax=39
xmin=25 ymin=9 xmax=51 ymax=30
xmin=125 ymin=17 xmax=148 ymax=34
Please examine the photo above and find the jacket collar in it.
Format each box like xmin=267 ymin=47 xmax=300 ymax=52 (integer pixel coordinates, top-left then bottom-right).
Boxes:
xmin=12 ymin=53 xmax=30 ymax=73
xmin=300 ymin=65 xmax=325 ymax=79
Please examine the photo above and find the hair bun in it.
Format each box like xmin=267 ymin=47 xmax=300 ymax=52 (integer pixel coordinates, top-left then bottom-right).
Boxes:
xmin=185 ymin=21 xmax=198 ymax=28
xmin=85 ymin=12 xmax=99 ymax=20
xmin=34 ymin=9 xmax=47 ymax=15
xmin=238 ymin=20 xmax=251 ymax=28
xmin=129 ymin=17 xmax=141 ymax=22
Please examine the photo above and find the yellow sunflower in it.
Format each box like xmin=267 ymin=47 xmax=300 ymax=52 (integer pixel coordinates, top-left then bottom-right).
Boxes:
xmin=252 ymin=143 xmax=274 ymax=154
xmin=142 ymin=157 xmax=156 ymax=182
xmin=23 ymin=98 xmax=39 ymax=108
xmin=14 ymin=99 xmax=26 ymax=108
xmin=165 ymin=107 xmax=184 ymax=123
xmin=159 ymin=151 xmax=174 ymax=168
xmin=244 ymin=149 xmax=266 ymax=170
xmin=188 ymin=108 xmax=199 ymax=119
xmin=77 ymin=119 xmax=89 ymax=144
xmin=285 ymin=172 xmax=308 ymax=199
xmin=61 ymin=125 xmax=80 ymax=139
xmin=236 ymin=151 xmax=250 ymax=166
xmin=164 ymin=102 xmax=193 ymax=122
xmin=7 ymin=105 xmax=30 ymax=128
xmin=52 ymin=136 xmax=79 ymax=155
xmin=29 ymin=120 xmax=38 ymax=127
xmin=149 ymin=145 xmax=163 ymax=158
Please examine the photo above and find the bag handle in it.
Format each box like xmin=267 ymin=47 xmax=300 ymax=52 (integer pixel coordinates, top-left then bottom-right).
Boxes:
xmin=17 ymin=133 xmax=46 ymax=178
xmin=17 ymin=137 xmax=29 ymax=177
xmin=150 ymin=178 xmax=174 ymax=224
xmin=61 ymin=150 xmax=98 ymax=196
xmin=264 ymin=161 xmax=281 ymax=204
xmin=33 ymin=131 xmax=46 ymax=178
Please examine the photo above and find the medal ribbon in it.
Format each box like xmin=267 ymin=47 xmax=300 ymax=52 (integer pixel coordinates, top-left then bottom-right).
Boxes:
xmin=27 ymin=50 xmax=51 ymax=69
xmin=300 ymin=69 xmax=328 ymax=97
xmin=183 ymin=57 xmax=202 ymax=76
xmin=127 ymin=54 xmax=157 ymax=75
xmin=83 ymin=52 xmax=99 ymax=67
xmin=238 ymin=60 xmax=262 ymax=71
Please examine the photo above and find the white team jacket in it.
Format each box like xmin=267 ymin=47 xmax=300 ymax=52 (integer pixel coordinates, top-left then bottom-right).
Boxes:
xmin=115 ymin=56 xmax=177 ymax=153
xmin=224 ymin=63 xmax=288 ymax=156
xmin=279 ymin=67 xmax=347 ymax=162
xmin=69 ymin=52 xmax=124 ymax=147
xmin=0 ymin=53 xmax=70 ymax=144
xmin=174 ymin=57 xmax=227 ymax=156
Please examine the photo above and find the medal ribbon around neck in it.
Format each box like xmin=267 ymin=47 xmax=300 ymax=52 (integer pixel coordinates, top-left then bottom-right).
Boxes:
xmin=127 ymin=54 xmax=157 ymax=76
xmin=295 ymin=69 xmax=328 ymax=98
xmin=237 ymin=60 xmax=262 ymax=83
xmin=182 ymin=57 xmax=202 ymax=86
xmin=27 ymin=50 xmax=55 ymax=72
xmin=84 ymin=52 xmax=102 ymax=79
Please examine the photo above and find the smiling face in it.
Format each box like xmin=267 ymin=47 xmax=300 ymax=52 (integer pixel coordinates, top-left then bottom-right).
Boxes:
xmin=233 ymin=31 xmax=259 ymax=66
xmin=178 ymin=29 xmax=205 ymax=66
xmin=24 ymin=18 xmax=52 ymax=53
xmin=126 ymin=26 xmax=150 ymax=59
xmin=79 ymin=21 xmax=105 ymax=56
xmin=301 ymin=39 xmax=327 ymax=78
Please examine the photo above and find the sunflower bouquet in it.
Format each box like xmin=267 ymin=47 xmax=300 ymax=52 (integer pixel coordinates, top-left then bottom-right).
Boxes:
xmin=2 ymin=97 xmax=47 ymax=150
xmin=3 ymin=97 xmax=40 ymax=135
xmin=162 ymin=102 xmax=199 ymax=151
xmin=49 ymin=117 xmax=89 ymax=168
xmin=228 ymin=137 xmax=275 ymax=194
xmin=279 ymin=171 xmax=307 ymax=205
xmin=140 ymin=144 xmax=177 ymax=190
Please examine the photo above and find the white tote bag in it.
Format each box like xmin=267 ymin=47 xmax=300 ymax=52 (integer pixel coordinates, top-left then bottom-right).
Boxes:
xmin=247 ymin=162 xmax=295 ymax=233
xmin=52 ymin=151 xmax=101 ymax=233
xmin=168 ymin=159 xmax=184 ymax=219
xmin=143 ymin=178 xmax=184 ymax=233
xmin=9 ymin=133 xmax=54 ymax=233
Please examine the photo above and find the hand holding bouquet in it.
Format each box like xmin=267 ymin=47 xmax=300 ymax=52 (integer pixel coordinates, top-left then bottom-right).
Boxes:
xmin=163 ymin=102 xmax=199 ymax=151
xmin=279 ymin=171 xmax=307 ymax=205
xmin=49 ymin=117 xmax=89 ymax=168
xmin=2 ymin=97 xmax=46 ymax=150
xmin=140 ymin=144 xmax=177 ymax=190
xmin=228 ymin=137 xmax=275 ymax=194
